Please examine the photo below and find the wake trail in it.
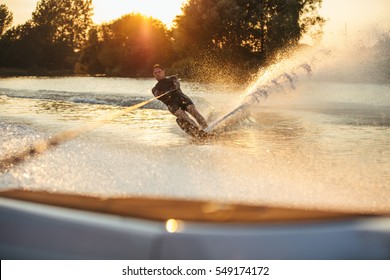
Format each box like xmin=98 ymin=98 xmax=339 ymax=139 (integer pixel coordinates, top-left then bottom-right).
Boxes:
xmin=0 ymin=90 xmax=173 ymax=173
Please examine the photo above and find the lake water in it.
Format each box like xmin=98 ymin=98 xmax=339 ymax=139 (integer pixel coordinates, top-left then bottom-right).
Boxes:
xmin=1 ymin=52 xmax=390 ymax=214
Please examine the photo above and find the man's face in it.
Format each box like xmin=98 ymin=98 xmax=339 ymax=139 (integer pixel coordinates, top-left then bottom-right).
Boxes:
xmin=153 ymin=67 xmax=165 ymax=81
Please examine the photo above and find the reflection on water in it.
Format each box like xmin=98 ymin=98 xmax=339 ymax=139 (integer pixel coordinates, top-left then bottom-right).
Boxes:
xmin=34 ymin=100 xmax=116 ymax=122
xmin=31 ymin=100 xmax=187 ymax=146
xmin=0 ymin=78 xmax=390 ymax=214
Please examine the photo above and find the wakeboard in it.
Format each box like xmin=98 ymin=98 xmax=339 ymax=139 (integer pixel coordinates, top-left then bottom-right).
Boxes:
xmin=176 ymin=118 xmax=211 ymax=139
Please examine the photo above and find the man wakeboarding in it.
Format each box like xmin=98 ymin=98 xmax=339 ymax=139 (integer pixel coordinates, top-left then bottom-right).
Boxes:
xmin=151 ymin=64 xmax=208 ymax=132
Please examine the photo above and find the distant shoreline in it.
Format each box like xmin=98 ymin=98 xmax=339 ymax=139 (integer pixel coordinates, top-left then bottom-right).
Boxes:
xmin=0 ymin=67 xmax=76 ymax=77
xmin=1 ymin=67 xmax=389 ymax=84
xmin=0 ymin=68 xmax=152 ymax=79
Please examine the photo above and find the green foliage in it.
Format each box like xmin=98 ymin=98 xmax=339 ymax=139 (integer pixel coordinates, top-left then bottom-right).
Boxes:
xmin=32 ymin=0 xmax=93 ymax=50
xmin=77 ymin=14 xmax=172 ymax=76
xmin=0 ymin=0 xmax=324 ymax=79
xmin=0 ymin=0 xmax=93 ymax=71
xmin=0 ymin=4 xmax=13 ymax=37
xmin=75 ymin=27 xmax=104 ymax=74
xmin=173 ymin=0 xmax=324 ymax=81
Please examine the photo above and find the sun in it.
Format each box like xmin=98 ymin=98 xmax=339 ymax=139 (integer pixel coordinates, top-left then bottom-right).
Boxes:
xmin=92 ymin=0 xmax=188 ymax=27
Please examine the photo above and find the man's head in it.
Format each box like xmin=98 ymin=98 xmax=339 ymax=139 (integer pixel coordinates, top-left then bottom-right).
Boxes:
xmin=153 ymin=64 xmax=165 ymax=81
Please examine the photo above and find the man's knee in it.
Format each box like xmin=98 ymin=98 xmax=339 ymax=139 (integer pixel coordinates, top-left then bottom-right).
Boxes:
xmin=174 ymin=109 xmax=186 ymax=118
xmin=185 ymin=104 xmax=197 ymax=115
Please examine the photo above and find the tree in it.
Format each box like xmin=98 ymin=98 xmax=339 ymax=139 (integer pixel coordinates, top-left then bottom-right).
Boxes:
xmin=0 ymin=0 xmax=93 ymax=71
xmin=30 ymin=0 xmax=93 ymax=69
xmin=173 ymin=0 xmax=325 ymax=80
xmin=0 ymin=4 xmax=13 ymax=37
xmin=173 ymin=0 xmax=250 ymax=81
xmin=79 ymin=14 xmax=172 ymax=76
xmin=0 ymin=22 xmax=39 ymax=69
xmin=76 ymin=26 xmax=104 ymax=74
xmin=31 ymin=0 xmax=93 ymax=51
xmin=174 ymin=0 xmax=243 ymax=56
xmin=298 ymin=0 xmax=325 ymax=44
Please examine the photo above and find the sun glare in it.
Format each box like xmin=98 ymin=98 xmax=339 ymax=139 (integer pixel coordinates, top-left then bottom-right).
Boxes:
xmin=320 ymin=0 xmax=390 ymax=45
xmin=92 ymin=0 xmax=188 ymax=27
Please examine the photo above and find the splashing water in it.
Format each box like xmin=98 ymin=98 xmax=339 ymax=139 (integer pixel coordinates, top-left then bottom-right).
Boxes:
xmin=0 ymin=43 xmax=389 ymax=214
xmin=205 ymin=49 xmax=324 ymax=132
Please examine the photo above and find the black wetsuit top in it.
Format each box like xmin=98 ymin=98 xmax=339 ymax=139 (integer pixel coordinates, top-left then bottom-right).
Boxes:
xmin=152 ymin=76 xmax=193 ymax=114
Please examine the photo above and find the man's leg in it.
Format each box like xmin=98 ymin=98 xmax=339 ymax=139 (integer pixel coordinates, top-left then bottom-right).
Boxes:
xmin=174 ymin=109 xmax=198 ymax=127
xmin=186 ymin=105 xmax=208 ymax=129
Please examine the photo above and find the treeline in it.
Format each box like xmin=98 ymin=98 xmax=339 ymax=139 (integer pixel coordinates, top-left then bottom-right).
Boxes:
xmin=0 ymin=0 xmax=325 ymax=81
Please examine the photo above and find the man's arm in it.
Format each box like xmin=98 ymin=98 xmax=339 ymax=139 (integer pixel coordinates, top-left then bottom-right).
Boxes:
xmin=151 ymin=86 xmax=159 ymax=97
xmin=169 ymin=75 xmax=181 ymax=90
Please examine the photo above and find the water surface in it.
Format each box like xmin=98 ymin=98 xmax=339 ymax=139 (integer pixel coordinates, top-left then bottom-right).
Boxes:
xmin=1 ymin=75 xmax=389 ymax=214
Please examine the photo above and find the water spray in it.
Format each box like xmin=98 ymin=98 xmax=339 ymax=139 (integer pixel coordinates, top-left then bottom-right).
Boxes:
xmin=205 ymin=54 xmax=316 ymax=133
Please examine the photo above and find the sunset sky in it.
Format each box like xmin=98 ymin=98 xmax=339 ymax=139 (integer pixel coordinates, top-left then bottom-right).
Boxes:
xmin=3 ymin=0 xmax=188 ymax=27
xmin=2 ymin=0 xmax=390 ymax=43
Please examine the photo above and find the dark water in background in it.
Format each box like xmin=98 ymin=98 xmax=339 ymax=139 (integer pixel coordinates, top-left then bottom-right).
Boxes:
xmin=1 ymin=51 xmax=390 ymax=214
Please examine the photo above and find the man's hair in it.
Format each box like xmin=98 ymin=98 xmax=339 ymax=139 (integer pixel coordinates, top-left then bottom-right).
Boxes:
xmin=153 ymin=64 xmax=164 ymax=71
